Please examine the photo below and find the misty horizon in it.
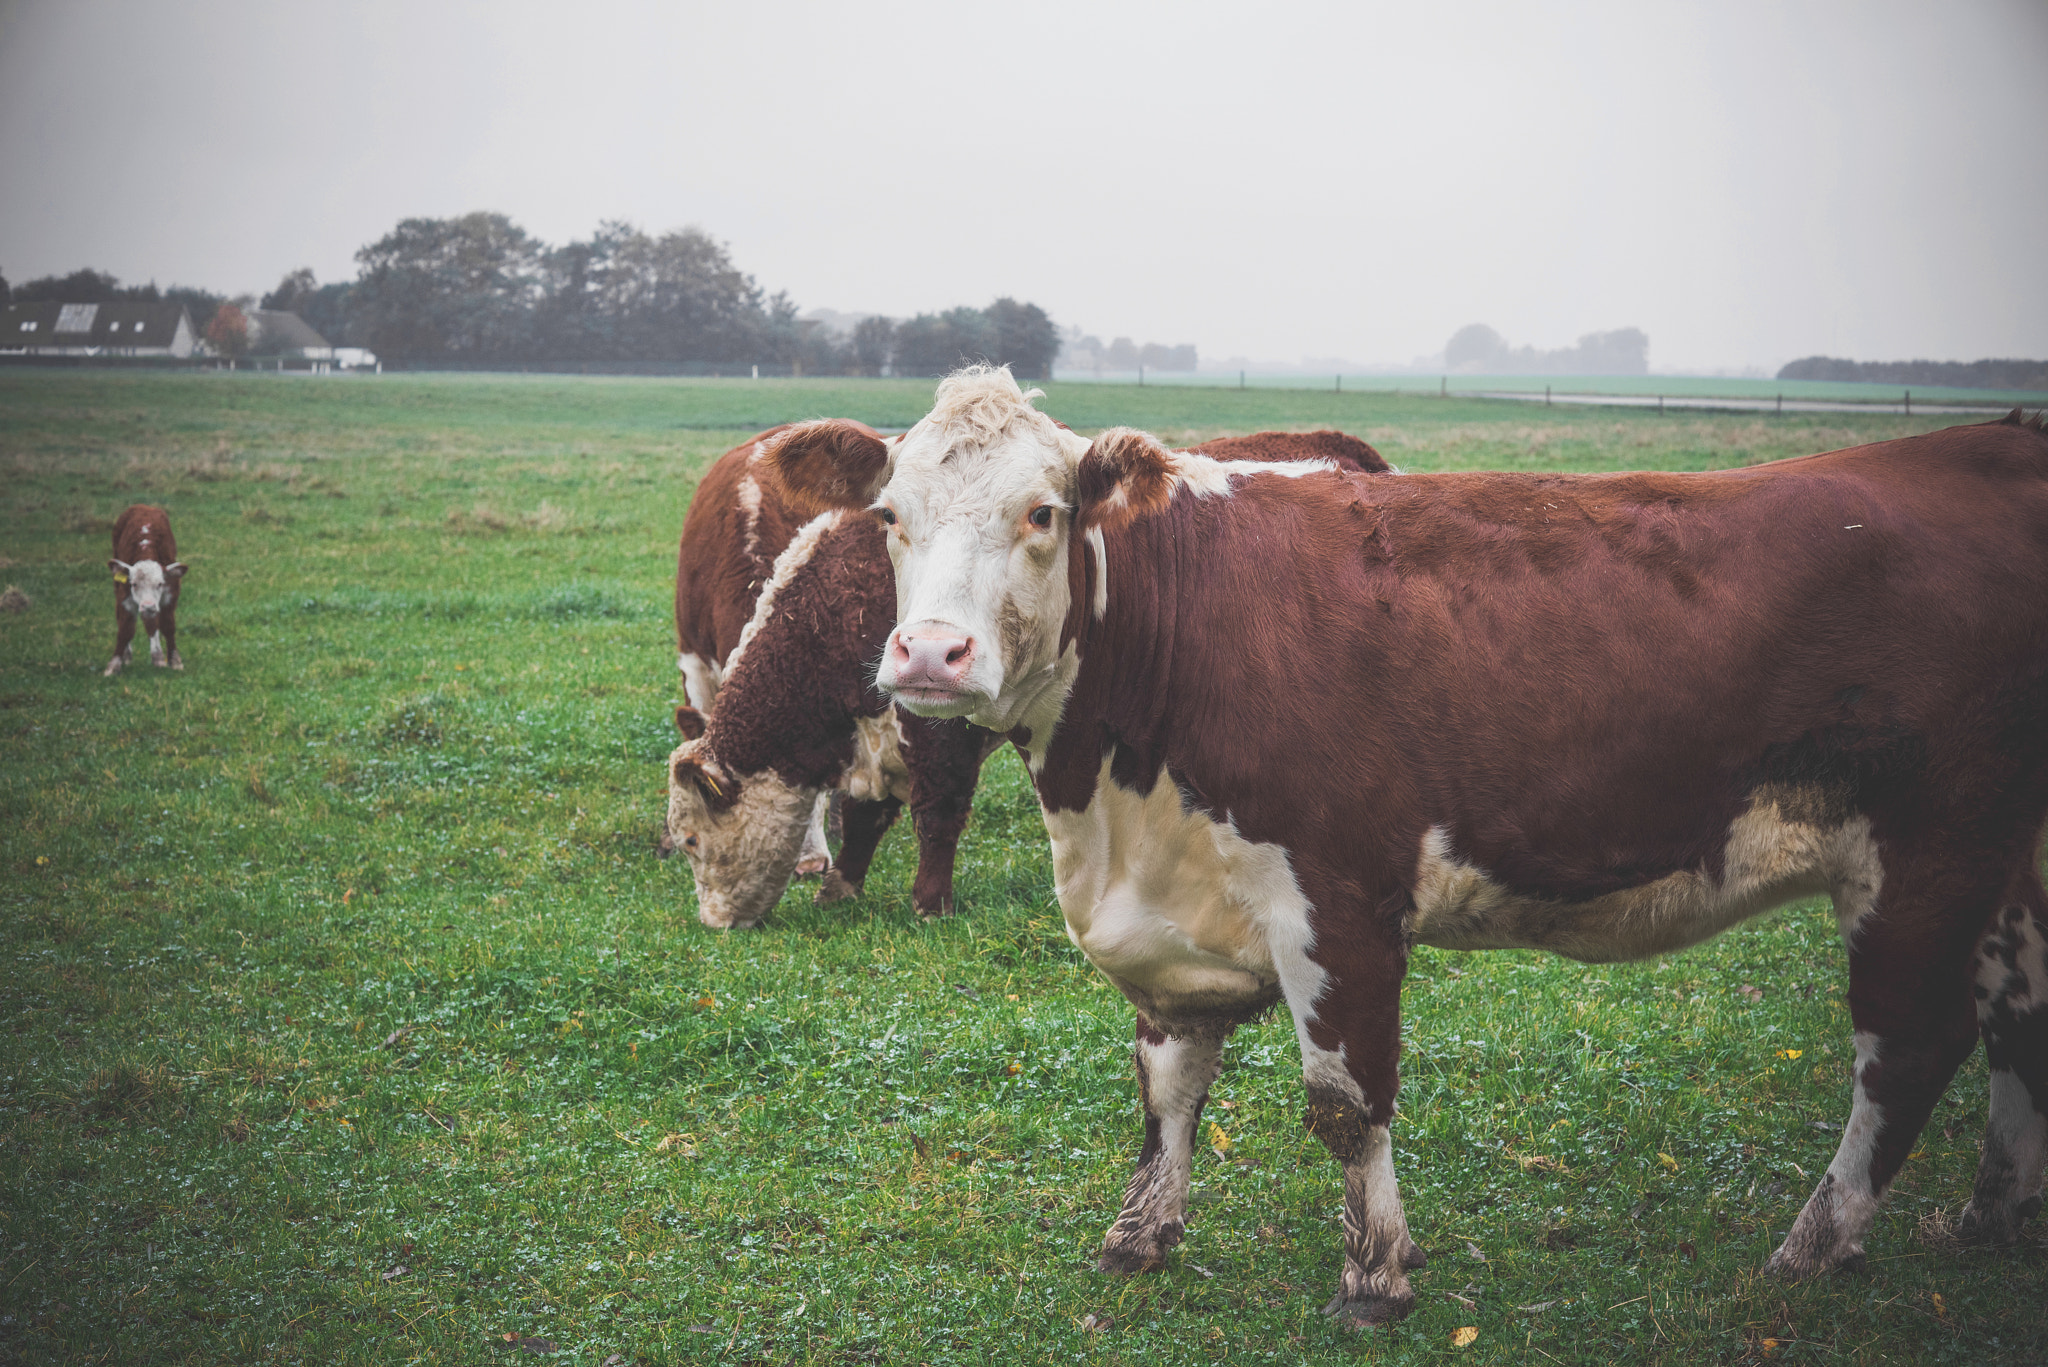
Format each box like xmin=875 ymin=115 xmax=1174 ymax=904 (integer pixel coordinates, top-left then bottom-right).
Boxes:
xmin=3 ymin=1 xmax=2044 ymax=374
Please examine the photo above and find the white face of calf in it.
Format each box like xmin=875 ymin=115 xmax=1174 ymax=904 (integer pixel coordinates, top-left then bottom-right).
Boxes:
xmin=870 ymin=378 xmax=1090 ymax=733
xmin=663 ymin=721 xmax=817 ymax=930
xmin=112 ymin=558 xmax=184 ymax=623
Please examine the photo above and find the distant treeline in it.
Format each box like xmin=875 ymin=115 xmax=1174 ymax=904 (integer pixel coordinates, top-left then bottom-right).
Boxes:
xmin=1776 ymin=356 xmax=2048 ymax=391
xmin=1445 ymin=324 xmax=1649 ymax=376
xmin=0 ymin=213 xmax=1060 ymax=377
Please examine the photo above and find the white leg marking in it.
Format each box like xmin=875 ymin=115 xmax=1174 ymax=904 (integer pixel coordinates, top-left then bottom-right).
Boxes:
xmin=148 ymin=630 xmax=166 ymax=667
xmin=1330 ymin=1123 xmax=1418 ymax=1320
xmin=1100 ymin=1029 xmax=1225 ymax=1271
xmin=1769 ymin=1030 xmax=1885 ymax=1275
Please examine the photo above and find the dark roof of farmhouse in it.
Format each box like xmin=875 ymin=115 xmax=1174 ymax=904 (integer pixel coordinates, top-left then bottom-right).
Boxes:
xmin=1 ymin=300 xmax=192 ymax=347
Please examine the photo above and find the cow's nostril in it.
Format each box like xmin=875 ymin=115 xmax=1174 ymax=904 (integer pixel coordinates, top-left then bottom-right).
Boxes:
xmin=946 ymin=641 xmax=971 ymax=666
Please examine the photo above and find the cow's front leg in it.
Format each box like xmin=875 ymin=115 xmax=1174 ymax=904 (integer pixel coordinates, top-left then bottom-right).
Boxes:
xmin=161 ymin=606 xmax=182 ymax=670
xmin=1098 ymin=1016 xmax=1229 ymax=1273
xmin=794 ymin=791 xmax=833 ymax=877
xmin=815 ymin=796 xmax=899 ymax=904
xmin=899 ymin=712 xmax=987 ymax=918
xmin=1271 ymin=897 xmax=1421 ymax=1327
xmin=105 ymin=604 xmax=136 ymax=677
xmin=148 ymin=624 xmax=168 ymax=667
xmin=1961 ymin=885 xmax=2047 ymax=1244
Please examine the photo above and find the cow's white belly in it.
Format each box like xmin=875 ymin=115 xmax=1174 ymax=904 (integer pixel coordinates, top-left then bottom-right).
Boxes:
xmin=1409 ymin=788 xmax=1883 ymax=962
xmin=1043 ymin=758 xmax=1297 ymax=1024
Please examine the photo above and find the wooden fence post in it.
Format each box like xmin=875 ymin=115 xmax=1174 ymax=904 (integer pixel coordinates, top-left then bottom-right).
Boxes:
xmin=1904 ymin=389 xmax=1911 ymax=415
xmin=1440 ymin=376 xmax=1447 ymax=398
xmin=1545 ymin=385 xmax=1551 ymax=407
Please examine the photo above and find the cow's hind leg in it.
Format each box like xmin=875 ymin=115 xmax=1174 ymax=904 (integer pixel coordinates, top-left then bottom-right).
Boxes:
xmin=1766 ymin=858 xmax=1985 ymax=1278
xmin=1099 ymin=1016 xmax=1231 ymax=1274
xmin=161 ymin=606 xmax=182 ymax=670
xmin=1961 ymin=874 xmax=2048 ymax=1243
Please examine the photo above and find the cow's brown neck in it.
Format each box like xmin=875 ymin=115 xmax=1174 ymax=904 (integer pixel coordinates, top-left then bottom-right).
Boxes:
xmin=706 ymin=514 xmax=898 ymax=790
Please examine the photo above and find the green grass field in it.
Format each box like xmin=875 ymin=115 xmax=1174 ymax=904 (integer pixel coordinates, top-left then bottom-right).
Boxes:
xmin=2 ymin=372 xmax=2040 ymax=1365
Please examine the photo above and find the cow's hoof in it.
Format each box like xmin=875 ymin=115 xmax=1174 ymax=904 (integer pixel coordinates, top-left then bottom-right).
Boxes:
xmin=1322 ymin=1290 xmax=1414 ymax=1329
xmin=169 ymin=653 xmax=184 ymax=671
xmin=1761 ymin=1244 xmax=1865 ymax=1280
xmin=794 ymin=855 xmax=831 ymax=879
xmin=1958 ymin=1195 xmax=2041 ymax=1245
xmin=815 ymin=870 xmax=860 ymax=904
xmin=1096 ymin=1242 xmax=1171 ymax=1276
xmin=102 ymin=660 xmax=122 ymax=677
xmin=915 ymin=896 xmax=956 ymax=920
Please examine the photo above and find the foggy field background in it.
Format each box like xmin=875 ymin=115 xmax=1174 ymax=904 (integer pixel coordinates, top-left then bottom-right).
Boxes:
xmin=1 ymin=373 xmax=2041 ymax=1365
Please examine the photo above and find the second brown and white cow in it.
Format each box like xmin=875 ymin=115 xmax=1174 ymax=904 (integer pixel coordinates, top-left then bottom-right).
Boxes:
xmin=666 ymin=421 xmax=1390 ymax=928
xmin=672 ymin=425 xmax=886 ymax=877
xmin=773 ymin=365 xmax=2048 ymax=1328
xmin=105 ymin=504 xmax=187 ymax=676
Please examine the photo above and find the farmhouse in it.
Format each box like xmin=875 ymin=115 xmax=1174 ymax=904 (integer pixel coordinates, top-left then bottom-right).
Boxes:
xmin=0 ymin=300 xmax=197 ymax=358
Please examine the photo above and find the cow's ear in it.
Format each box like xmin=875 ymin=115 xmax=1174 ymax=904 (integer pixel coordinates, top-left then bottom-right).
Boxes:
xmin=110 ymin=559 xmax=131 ymax=582
xmin=1076 ymin=427 xmax=1177 ymax=534
xmin=671 ymin=752 xmax=740 ymax=812
xmin=164 ymin=562 xmax=187 ymax=580
xmin=674 ymin=705 xmax=706 ymax=740
xmin=764 ymin=419 xmax=895 ymax=519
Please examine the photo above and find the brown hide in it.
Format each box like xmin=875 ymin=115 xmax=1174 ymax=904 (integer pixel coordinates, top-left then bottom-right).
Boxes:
xmin=113 ymin=504 xmax=178 ymax=569
xmin=1192 ymin=429 xmax=1390 ymax=474
xmin=673 ymin=421 xmax=889 ymax=675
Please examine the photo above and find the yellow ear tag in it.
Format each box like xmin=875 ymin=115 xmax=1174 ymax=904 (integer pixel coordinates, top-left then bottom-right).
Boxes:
xmin=701 ymin=774 xmax=723 ymax=799
xmin=114 ymin=573 xmax=128 ymax=583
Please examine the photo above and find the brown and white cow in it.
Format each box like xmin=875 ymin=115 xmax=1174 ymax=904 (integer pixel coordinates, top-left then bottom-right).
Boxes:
xmin=104 ymin=504 xmax=187 ymax=676
xmin=667 ymin=422 xmax=1388 ymax=929
xmin=673 ymin=425 xmax=887 ymax=877
xmin=774 ymin=365 xmax=2048 ymax=1327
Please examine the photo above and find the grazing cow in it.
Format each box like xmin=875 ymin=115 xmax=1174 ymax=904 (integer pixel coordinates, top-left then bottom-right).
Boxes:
xmin=672 ymin=425 xmax=887 ymax=877
xmin=104 ymin=504 xmax=187 ymax=677
xmin=668 ymin=423 xmax=1388 ymax=928
xmin=774 ymin=366 xmax=2048 ymax=1327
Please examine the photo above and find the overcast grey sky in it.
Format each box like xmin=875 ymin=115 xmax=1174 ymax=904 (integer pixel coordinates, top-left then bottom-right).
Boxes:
xmin=2 ymin=0 xmax=2043 ymax=371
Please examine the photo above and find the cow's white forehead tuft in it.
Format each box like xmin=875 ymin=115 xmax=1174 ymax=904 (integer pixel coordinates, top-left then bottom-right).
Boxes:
xmin=921 ymin=364 xmax=1053 ymax=450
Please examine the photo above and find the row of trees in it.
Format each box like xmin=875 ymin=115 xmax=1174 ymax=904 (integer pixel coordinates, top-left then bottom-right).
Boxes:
xmin=1444 ymin=324 xmax=1649 ymax=375
xmin=1778 ymin=355 xmax=2048 ymax=391
xmin=1060 ymin=332 xmax=1198 ymax=374
xmin=2 ymin=213 xmax=1063 ymax=376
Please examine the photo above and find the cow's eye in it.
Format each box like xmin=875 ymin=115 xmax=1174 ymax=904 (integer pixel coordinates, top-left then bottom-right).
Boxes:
xmin=876 ymin=506 xmax=898 ymax=526
xmin=1028 ymin=505 xmax=1055 ymax=529
xmin=683 ymin=834 xmax=699 ymax=850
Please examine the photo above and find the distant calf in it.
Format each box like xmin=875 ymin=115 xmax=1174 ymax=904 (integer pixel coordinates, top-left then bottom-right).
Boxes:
xmin=105 ymin=505 xmax=186 ymax=676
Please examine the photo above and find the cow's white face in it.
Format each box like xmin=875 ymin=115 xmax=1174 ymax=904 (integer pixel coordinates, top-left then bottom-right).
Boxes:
xmin=664 ymin=735 xmax=817 ymax=929
xmin=114 ymin=559 xmax=183 ymax=621
xmin=873 ymin=406 xmax=1089 ymax=734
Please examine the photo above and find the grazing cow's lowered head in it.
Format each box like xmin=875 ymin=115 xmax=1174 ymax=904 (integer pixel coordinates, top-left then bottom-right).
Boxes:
xmin=663 ymin=706 xmax=819 ymax=929
xmin=769 ymin=366 xmax=1091 ymax=734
